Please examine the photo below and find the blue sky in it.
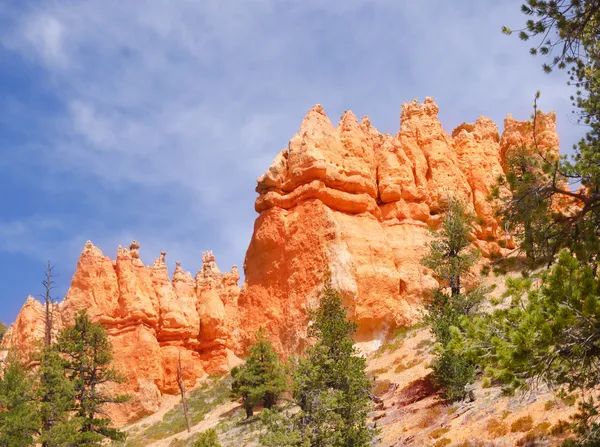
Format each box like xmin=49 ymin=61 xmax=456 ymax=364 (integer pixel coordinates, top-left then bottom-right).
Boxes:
xmin=0 ymin=1 xmax=583 ymax=324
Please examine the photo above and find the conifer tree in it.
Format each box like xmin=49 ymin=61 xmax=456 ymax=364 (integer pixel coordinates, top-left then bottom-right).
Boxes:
xmin=41 ymin=261 xmax=56 ymax=347
xmin=455 ymin=250 xmax=600 ymax=444
xmin=261 ymin=282 xmax=375 ymax=447
xmin=421 ymin=198 xmax=481 ymax=401
xmin=37 ymin=347 xmax=79 ymax=447
xmin=56 ymin=310 xmax=128 ymax=445
xmin=0 ymin=321 xmax=6 ymax=342
xmin=0 ymin=353 xmax=40 ymax=447
xmin=422 ymin=198 xmax=478 ymax=297
xmin=32 ymin=263 xmax=79 ymax=447
xmin=498 ymin=1 xmax=600 ymax=267
xmin=453 ymin=2 xmax=600 ymax=443
xmin=231 ymin=328 xmax=287 ymax=418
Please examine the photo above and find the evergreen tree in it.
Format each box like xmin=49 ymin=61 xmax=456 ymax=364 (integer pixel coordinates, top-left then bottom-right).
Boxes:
xmin=455 ymin=250 xmax=600 ymax=444
xmin=260 ymin=283 xmax=375 ymax=447
xmin=499 ymin=1 xmax=600 ymax=267
xmin=56 ymin=310 xmax=128 ymax=445
xmin=0 ymin=353 xmax=40 ymax=447
xmin=37 ymin=347 xmax=80 ymax=447
xmin=230 ymin=328 xmax=287 ymax=418
xmin=495 ymin=146 xmax=559 ymax=264
xmin=421 ymin=198 xmax=481 ymax=401
xmin=32 ymin=263 xmax=80 ymax=447
xmin=422 ymin=198 xmax=479 ymax=297
xmin=0 ymin=321 xmax=6 ymax=342
xmin=452 ymin=2 xmax=600 ymax=443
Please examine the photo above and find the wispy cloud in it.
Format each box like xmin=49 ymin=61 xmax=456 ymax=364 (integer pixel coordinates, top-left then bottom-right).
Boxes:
xmin=0 ymin=0 xmax=585 ymax=322
xmin=0 ymin=217 xmax=64 ymax=257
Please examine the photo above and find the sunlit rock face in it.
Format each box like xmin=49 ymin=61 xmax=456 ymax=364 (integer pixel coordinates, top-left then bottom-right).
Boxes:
xmin=238 ymin=98 xmax=559 ymax=355
xmin=3 ymin=98 xmax=559 ymax=425
xmin=3 ymin=241 xmax=241 ymax=425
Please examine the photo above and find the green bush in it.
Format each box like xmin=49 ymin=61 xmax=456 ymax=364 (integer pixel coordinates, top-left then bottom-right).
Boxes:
xmin=193 ymin=428 xmax=221 ymax=447
xmin=431 ymin=350 xmax=475 ymax=402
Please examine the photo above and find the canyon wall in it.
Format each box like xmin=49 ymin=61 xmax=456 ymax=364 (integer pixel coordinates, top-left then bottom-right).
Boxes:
xmin=2 ymin=98 xmax=559 ymax=425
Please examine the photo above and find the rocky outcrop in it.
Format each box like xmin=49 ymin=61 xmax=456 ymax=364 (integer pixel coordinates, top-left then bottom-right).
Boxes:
xmin=3 ymin=241 xmax=241 ymax=425
xmin=3 ymin=97 xmax=560 ymax=425
xmin=238 ymin=97 xmax=559 ymax=354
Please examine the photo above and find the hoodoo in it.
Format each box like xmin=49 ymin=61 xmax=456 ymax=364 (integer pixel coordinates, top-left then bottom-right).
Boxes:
xmin=2 ymin=98 xmax=559 ymax=424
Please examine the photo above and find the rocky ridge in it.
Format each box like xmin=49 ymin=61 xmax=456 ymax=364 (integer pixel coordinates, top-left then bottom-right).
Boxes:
xmin=2 ymin=242 xmax=242 ymax=425
xmin=2 ymin=98 xmax=560 ymax=425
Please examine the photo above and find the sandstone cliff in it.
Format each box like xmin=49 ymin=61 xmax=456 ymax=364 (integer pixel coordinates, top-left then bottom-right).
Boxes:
xmin=2 ymin=98 xmax=559 ymax=425
xmin=238 ymin=97 xmax=558 ymax=354
xmin=3 ymin=241 xmax=242 ymax=425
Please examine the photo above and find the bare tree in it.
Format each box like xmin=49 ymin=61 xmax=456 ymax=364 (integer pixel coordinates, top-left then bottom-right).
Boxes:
xmin=40 ymin=261 xmax=56 ymax=347
xmin=177 ymin=350 xmax=191 ymax=433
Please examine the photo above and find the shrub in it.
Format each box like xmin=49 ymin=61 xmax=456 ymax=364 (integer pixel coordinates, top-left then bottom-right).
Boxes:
xmin=433 ymin=438 xmax=452 ymax=447
xmin=516 ymin=432 xmax=541 ymax=447
xmin=550 ymin=419 xmax=571 ymax=436
xmin=418 ymin=405 xmax=443 ymax=429
xmin=431 ymin=350 xmax=476 ymax=402
xmin=430 ymin=427 xmax=450 ymax=439
xmin=487 ymin=418 xmax=509 ymax=437
xmin=394 ymin=358 xmax=422 ymax=374
xmin=372 ymin=379 xmax=391 ymax=397
xmin=511 ymin=415 xmax=534 ymax=433
xmin=560 ymin=393 xmax=577 ymax=407
xmin=193 ymin=428 xmax=221 ymax=447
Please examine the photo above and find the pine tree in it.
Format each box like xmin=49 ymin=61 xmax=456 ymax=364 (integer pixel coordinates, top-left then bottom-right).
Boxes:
xmin=452 ymin=2 xmax=600 ymax=443
xmin=422 ymin=198 xmax=478 ymax=297
xmin=0 ymin=321 xmax=6 ymax=342
xmin=495 ymin=146 xmax=558 ymax=264
xmin=455 ymin=250 xmax=600 ymax=443
xmin=231 ymin=328 xmax=287 ymax=418
xmin=261 ymin=283 xmax=375 ymax=447
xmin=32 ymin=262 xmax=79 ymax=447
xmin=41 ymin=261 xmax=56 ymax=347
xmin=0 ymin=353 xmax=40 ymax=447
xmin=421 ymin=198 xmax=482 ymax=401
xmin=56 ymin=310 xmax=128 ymax=445
xmin=499 ymin=1 xmax=600 ymax=267
xmin=37 ymin=347 xmax=80 ymax=447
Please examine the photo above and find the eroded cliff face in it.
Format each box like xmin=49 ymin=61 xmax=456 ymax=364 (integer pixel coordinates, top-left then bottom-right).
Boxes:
xmin=3 ymin=241 xmax=242 ymax=425
xmin=238 ymin=97 xmax=558 ymax=354
xmin=3 ymin=98 xmax=559 ymax=425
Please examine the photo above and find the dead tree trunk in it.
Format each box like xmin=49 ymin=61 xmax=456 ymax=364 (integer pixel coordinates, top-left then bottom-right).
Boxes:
xmin=40 ymin=261 xmax=57 ymax=447
xmin=41 ymin=261 xmax=56 ymax=347
xmin=177 ymin=351 xmax=191 ymax=433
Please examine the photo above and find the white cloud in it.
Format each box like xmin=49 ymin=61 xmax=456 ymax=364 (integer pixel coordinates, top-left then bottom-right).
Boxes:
xmin=21 ymin=13 xmax=67 ymax=67
xmin=0 ymin=0 xmax=586 ymax=285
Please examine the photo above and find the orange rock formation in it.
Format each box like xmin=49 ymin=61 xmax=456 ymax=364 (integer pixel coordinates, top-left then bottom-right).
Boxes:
xmin=238 ymin=98 xmax=558 ymax=354
xmin=3 ymin=241 xmax=241 ymax=425
xmin=2 ymin=98 xmax=560 ymax=425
